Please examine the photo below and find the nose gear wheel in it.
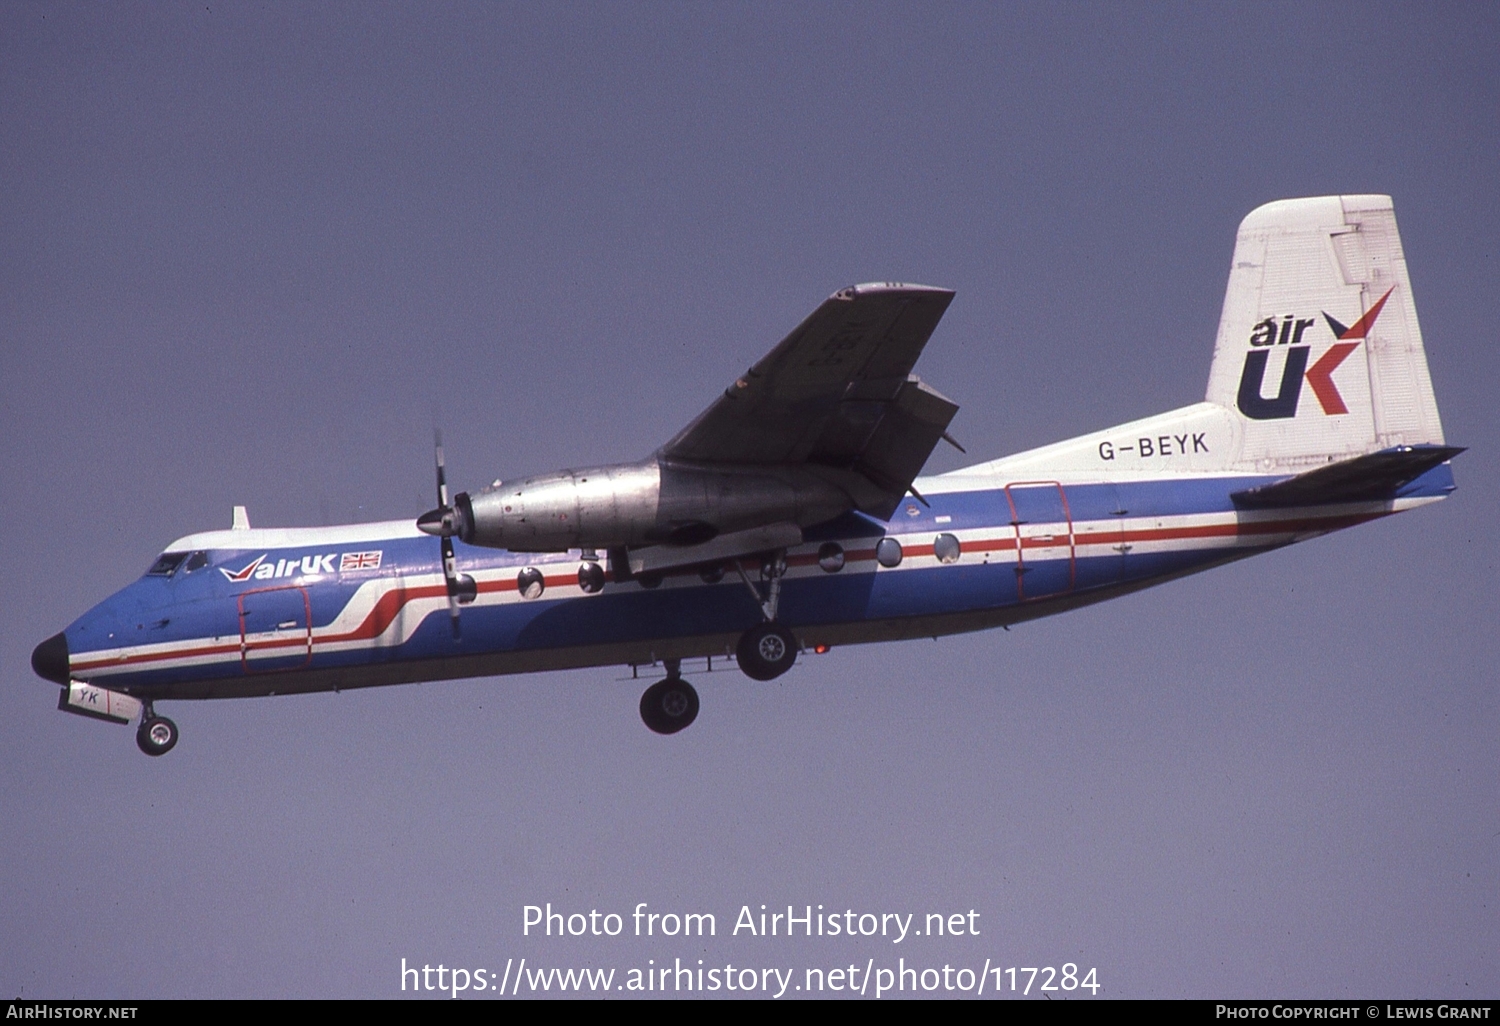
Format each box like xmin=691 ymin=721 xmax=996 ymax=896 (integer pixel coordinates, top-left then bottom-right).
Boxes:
xmin=136 ymin=714 xmax=178 ymax=757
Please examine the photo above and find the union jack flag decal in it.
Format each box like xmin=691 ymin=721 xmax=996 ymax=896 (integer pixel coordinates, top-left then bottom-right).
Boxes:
xmin=339 ymin=550 xmax=383 ymax=572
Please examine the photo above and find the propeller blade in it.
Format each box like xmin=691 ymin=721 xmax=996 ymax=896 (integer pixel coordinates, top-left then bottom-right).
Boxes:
xmin=435 ymin=429 xmax=450 ymax=509
xmin=441 ymin=533 xmax=462 ymax=638
xmin=425 ymin=431 xmax=464 ymax=640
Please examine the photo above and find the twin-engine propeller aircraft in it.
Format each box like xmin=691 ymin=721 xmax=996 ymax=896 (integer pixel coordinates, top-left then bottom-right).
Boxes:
xmin=33 ymin=196 xmax=1461 ymax=755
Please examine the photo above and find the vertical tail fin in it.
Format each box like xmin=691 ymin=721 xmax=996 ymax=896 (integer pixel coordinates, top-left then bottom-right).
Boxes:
xmin=1205 ymin=195 xmax=1445 ymax=470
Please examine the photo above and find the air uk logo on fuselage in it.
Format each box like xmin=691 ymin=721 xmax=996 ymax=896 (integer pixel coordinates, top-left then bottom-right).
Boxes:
xmin=1236 ymin=287 xmax=1393 ymax=420
xmin=220 ymin=550 xmax=383 ymax=583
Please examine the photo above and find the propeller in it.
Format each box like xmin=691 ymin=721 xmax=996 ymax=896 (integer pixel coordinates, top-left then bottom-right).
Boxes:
xmin=417 ymin=431 xmax=476 ymax=638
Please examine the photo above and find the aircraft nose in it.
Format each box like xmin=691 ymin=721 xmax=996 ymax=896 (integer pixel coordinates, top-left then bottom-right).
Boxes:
xmin=31 ymin=631 xmax=70 ymax=685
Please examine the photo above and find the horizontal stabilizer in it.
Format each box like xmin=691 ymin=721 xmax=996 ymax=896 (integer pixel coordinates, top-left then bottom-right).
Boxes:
xmin=1231 ymin=445 xmax=1464 ymax=508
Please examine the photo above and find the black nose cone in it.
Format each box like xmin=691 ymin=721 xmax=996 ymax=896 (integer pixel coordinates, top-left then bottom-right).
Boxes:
xmin=32 ymin=632 xmax=70 ymax=685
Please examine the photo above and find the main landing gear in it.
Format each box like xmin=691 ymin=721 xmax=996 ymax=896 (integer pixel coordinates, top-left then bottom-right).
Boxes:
xmin=737 ymin=621 xmax=798 ymax=681
xmin=636 ymin=551 xmax=802 ymax=735
xmin=732 ymin=551 xmax=799 ymax=682
xmin=639 ymin=659 xmax=700 ymax=735
xmin=136 ymin=703 xmax=178 ymax=757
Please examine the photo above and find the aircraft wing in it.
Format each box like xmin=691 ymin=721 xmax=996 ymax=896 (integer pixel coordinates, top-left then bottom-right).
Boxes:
xmin=660 ymin=283 xmax=959 ymax=520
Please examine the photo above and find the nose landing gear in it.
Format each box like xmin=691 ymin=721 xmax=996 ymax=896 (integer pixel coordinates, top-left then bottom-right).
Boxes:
xmin=136 ymin=703 xmax=179 ymax=757
xmin=639 ymin=659 xmax=699 ymax=735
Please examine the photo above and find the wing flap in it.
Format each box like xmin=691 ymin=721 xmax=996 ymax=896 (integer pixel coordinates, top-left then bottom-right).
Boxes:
xmin=811 ymin=377 xmax=960 ymax=519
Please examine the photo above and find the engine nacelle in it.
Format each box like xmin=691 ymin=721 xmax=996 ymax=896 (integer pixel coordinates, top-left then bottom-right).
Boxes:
xmin=454 ymin=458 xmax=851 ymax=552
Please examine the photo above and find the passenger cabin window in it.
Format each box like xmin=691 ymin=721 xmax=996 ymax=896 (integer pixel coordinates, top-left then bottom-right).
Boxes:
xmin=183 ymin=551 xmax=210 ymax=573
xmin=146 ymin=552 xmax=188 ymax=577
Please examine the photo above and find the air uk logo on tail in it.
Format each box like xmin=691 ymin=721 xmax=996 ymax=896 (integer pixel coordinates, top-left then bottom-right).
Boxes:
xmin=1236 ymin=287 xmax=1393 ymax=420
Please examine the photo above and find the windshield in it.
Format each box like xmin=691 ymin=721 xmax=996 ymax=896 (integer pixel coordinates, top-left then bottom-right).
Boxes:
xmin=146 ymin=552 xmax=188 ymax=577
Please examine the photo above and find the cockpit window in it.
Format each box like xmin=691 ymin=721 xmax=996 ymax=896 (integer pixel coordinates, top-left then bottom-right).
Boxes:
xmin=146 ymin=552 xmax=189 ymax=577
xmin=183 ymin=551 xmax=210 ymax=574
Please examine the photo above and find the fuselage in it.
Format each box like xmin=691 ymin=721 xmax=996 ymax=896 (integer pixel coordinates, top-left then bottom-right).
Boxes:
xmin=31 ymin=196 xmax=1457 ymax=752
xmin=44 ymin=440 xmax=1457 ymax=704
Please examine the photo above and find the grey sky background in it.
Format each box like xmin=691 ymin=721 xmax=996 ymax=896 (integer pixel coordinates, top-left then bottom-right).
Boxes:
xmin=2 ymin=1 xmax=1496 ymax=999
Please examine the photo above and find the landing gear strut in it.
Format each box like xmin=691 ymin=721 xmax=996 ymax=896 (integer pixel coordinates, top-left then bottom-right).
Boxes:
xmin=136 ymin=703 xmax=178 ymax=757
xmin=639 ymin=659 xmax=699 ymax=735
xmin=732 ymin=551 xmax=799 ymax=681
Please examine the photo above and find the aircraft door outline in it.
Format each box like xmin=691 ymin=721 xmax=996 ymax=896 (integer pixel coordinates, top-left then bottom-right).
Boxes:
xmin=238 ymin=585 xmax=313 ymax=673
xmin=1003 ymin=481 xmax=1076 ymax=602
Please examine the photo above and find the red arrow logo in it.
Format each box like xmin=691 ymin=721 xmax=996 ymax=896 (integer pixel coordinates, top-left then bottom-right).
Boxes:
xmin=1310 ymin=287 xmax=1395 ymax=414
xmin=1304 ymin=343 xmax=1360 ymax=414
xmin=220 ymin=555 xmax=267 ymax=582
